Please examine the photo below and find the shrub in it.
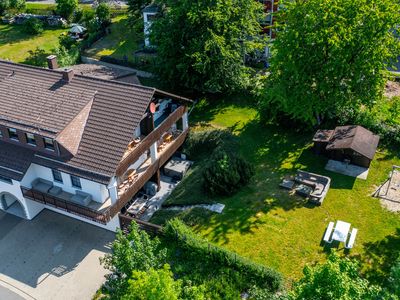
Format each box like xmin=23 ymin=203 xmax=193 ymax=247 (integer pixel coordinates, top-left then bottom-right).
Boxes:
xmin=164 ymin=219 xmax=283 ymax=292
xmin=58 ymin=34 xmax=77 ymax=50
xmin=203 ymin=148 xmax=254 ymax=196
xmin=23 ymin=18 xmax=44 ymax=35
xmin=24 ymin=47 xmax=48 ymax=67
xmin=54 ymin=45 xmax=80 ymax=67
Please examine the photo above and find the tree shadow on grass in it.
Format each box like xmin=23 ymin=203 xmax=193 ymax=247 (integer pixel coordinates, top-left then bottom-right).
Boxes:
xmin=360 ymin=228 xmax=400 ymax=285
xmin=191 ymin=120 xmax=334 ymax=244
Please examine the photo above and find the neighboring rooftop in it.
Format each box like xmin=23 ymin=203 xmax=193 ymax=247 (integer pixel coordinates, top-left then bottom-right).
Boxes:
xmin=62 ymin=63 xmax=141 ymax=85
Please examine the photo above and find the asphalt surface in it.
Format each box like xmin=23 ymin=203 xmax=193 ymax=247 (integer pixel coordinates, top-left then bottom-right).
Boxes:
xmin=0 ymin=284 xmax=26 ymax=300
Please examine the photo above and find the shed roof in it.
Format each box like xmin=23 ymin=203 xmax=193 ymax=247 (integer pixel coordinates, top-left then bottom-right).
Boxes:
xmin=326 ymin=125 xmax=380 ymax=160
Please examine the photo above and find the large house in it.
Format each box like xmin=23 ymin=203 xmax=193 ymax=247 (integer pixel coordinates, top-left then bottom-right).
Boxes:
xmin=0 ymin=59 xmax=191 ymax=231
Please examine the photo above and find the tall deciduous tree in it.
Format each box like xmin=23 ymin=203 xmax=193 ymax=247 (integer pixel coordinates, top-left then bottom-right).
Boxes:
xmin=151 ymin=0 xmax=264 ymax=93
xmin=263 ymin=0 xmax=400 ymax=125
xmin=126 ymin=0 xmax=150 ymax=18
xmin=289 ymin=252 xmax=381 ymax=300
xmin=100 ymin=222 xmax=167 ymax=298
xmin=0 ymin=0 xmax=25 ymax=15
xmin=56 ymin=0 xmax=78 ymax=21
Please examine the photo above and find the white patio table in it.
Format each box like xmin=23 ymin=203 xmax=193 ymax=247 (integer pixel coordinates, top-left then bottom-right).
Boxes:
xmin=331 ymin=220 xmax=351 ymax=243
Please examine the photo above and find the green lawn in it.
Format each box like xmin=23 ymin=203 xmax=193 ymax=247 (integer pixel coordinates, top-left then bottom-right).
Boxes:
xmin=85 ymin=15 xmax=142 ymax=60
xmin=0 ymin=24 xmax=65 ymax=63
xmin=151 ymin=95 xmax=400 ymax=285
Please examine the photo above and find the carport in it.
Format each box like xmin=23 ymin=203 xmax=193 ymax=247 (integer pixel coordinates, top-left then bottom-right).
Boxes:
xmin=0 ymin=192 xmax=27 ymax=219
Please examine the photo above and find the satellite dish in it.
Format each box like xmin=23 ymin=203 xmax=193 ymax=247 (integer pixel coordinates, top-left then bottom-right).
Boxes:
xmin=150 ymin=102 xmax=156 ymax=114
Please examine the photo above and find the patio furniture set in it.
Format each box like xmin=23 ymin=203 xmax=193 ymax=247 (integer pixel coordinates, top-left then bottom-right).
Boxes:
xmin=280 ymin=170 xmax=331 ymax=205
xmin=323 ymin=220 xmax=358 ymax=249
xmin=123 ymin=192 xmax=150 ymax=219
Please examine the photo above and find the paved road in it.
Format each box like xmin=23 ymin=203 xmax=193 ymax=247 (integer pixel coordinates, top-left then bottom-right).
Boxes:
xmin=0 ymin=284 xmax=26 ymax=300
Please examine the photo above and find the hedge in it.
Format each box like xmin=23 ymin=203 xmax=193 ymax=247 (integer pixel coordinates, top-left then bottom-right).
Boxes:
xmin=163 ymin=219 xmax=284 ymax=293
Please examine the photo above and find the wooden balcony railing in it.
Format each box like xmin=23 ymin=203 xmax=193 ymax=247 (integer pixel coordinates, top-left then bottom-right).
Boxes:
xmin=21 ymin=128 xmax=189 ymax=226
xmin=116 ymin=105 xmax=187 ymax=177
xmin=21 ymin=187 xmax=111 ymax=224
xmin=109 ymin=128 xmax=189 ymax=218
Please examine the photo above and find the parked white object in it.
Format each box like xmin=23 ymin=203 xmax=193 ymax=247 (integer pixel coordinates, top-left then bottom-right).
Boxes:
xmin=345 ymin=228 xmax=358 ymax=249
xmin=323 ymin=222 xmax=334 ymax=243
xmin=331 ymin=220 xmax=351 ymax=242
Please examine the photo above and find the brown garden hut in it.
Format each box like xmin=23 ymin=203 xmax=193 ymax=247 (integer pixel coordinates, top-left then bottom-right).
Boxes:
xmin=313 ymin=125 xmax=380 ymax=168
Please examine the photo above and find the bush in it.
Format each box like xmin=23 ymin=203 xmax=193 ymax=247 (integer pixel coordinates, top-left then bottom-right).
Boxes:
xmin=54 ymin=45 xmax=80 ymax=67
xmin=25 ymin=47 xmax=48 ymax=67
xmin=23 ymin=18 xmax=44 ymax=35
xmin=58 ymin=34 xmax=77 ymax=50
xmin=164 ymin=219 xmax=284 ymax=293
xmin=183 ymin=129 xmax=254 ymax=196
xmin=203 ymin=148 xmax=254 ymax=196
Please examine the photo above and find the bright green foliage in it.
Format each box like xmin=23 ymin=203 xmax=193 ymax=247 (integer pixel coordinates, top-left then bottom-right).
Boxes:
xmin=22 ymin=18 xmax=44 ymax=35
xmin=289 ymin=252 xmax=380 ymax=300
xmin=96 ymin=3 xmax=111 ymax=28
xmin=151 ymin=0 xmax=264 ymax=92
xmin=100 ymin=222 xmax=167 ymax=298
xmin=164 ymin=219 xmax=283 ymax=293
xmin=388 ymin=257 xmax=400 ymax=296
xmin=126 ymin=0 xmax=150 ymax=18
xmin=54 ymin=45 xmax=80 ymax=67
xmin=0 ymin=0 xmax=25 ymax=15
xmin=121 ymin=265 xmax=181 ymax=300
xmin=55 ymin=0 xmax=78 ymax=20
xmin=263 ymin=0 xmax=400 ymax=125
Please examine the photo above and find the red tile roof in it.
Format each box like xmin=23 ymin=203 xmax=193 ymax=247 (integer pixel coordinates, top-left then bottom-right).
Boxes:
xmin=0 ymin=60 xmax=191 ymax=183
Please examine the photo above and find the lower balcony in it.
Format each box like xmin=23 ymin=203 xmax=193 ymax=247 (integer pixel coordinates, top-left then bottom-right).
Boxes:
xmin=21 ymin=179 xmax=112 ymax=224
xmin=21 ymin=128 xmax=189 ymax=225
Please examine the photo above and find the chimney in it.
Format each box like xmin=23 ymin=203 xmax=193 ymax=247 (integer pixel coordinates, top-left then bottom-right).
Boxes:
xmin=46 ymin=55 xmax=58 ymax=70
xmin=62 ymin=69 xmax=74 ymax=83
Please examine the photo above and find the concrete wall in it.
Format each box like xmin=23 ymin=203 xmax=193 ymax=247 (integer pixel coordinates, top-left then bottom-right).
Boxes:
xmin=21 ymin=164 xmax=109 ymax=203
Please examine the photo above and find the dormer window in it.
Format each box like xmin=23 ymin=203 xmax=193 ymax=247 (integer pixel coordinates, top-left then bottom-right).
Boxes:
xmin=43 ymin=137 xmax=55 ymax=151
xmin=25 ymin=133 xmax=36 ymax=146
xmin=8 ymin=128 xmax=18 ymax=141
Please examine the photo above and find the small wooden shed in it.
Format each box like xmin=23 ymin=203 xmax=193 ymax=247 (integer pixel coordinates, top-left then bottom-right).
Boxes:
xmin=313 ymin=125 xmax=380 ymax=168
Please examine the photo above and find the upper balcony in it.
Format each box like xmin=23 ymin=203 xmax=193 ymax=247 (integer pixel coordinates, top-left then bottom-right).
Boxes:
xmin=116 ymin=105 xmax=187 ymax=178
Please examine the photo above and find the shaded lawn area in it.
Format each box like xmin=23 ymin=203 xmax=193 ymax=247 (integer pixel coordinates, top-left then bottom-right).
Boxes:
xmin=84 ymin=15 xmax=142 ymax=61
xmin=151 ymin=94 xmax=400 ymax=284
xmin=0 ymin=24 xmax=65 ymax=63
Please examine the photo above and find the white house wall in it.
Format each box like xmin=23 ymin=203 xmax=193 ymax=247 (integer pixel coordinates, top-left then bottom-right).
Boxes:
xmin=0 ymin=178 xmax=44 ymax=219
xmin=21 ymin=164 xmax=109 ymax=203
xmin=44 ymin=205 xmax=120 ymax=232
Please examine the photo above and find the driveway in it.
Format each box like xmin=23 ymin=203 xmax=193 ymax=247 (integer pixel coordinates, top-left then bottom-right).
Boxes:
xmin=0 ymin=210 xmax=115 ymax=300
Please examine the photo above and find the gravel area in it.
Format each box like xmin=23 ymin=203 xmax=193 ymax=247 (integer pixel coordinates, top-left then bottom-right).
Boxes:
xmin=375 ymin=170 xmax=400 ymax=212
